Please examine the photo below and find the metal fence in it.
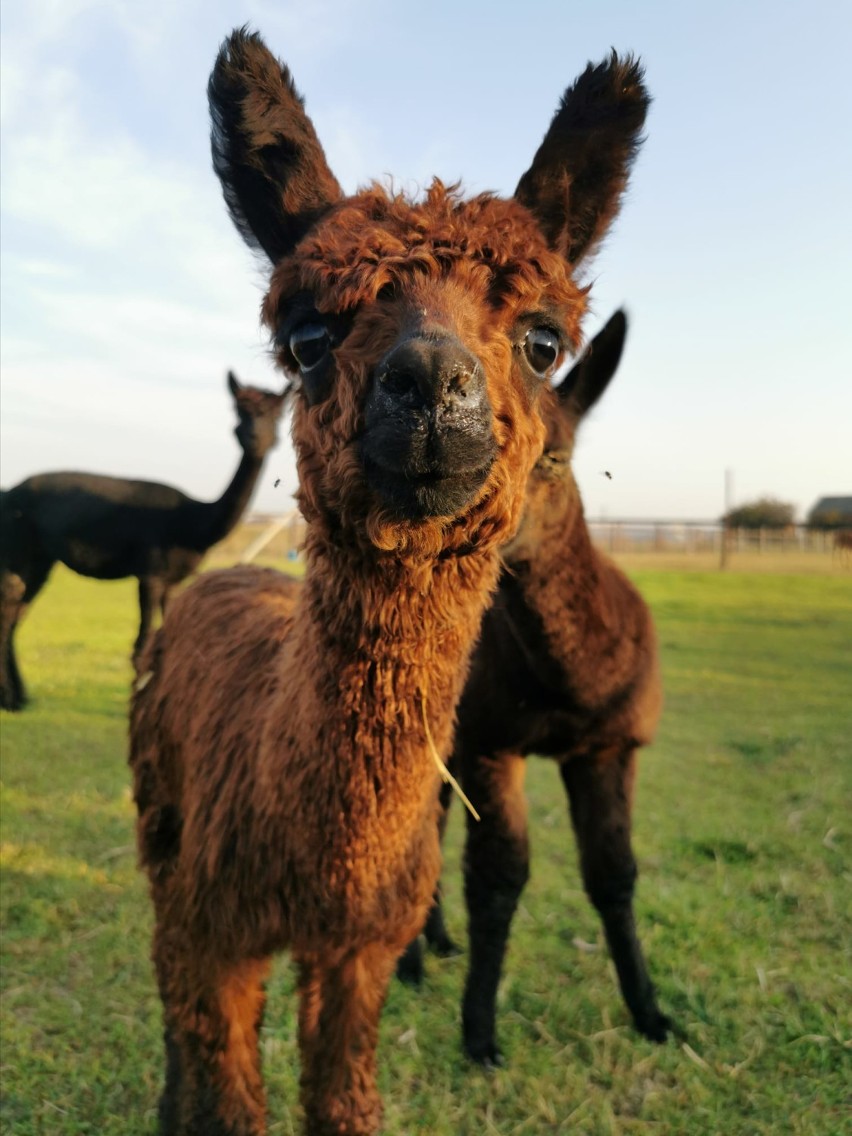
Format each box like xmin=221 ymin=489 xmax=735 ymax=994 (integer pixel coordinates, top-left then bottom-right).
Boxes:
xmin=217 ymin=514 xmax=845 ymax=565
xmin=585 ymin=520 xmax=839 ymax=556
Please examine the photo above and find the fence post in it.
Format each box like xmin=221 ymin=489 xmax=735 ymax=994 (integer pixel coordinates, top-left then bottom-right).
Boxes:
xmin=720 ymin=522 xmax=730 ymax=570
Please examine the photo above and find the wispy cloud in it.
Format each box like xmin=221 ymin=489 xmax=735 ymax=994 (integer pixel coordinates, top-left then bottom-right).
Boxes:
xmin=0 ymin=1 xmax=301 ymax=506
xmin=2 ymin=0 xmax=850 ymax=522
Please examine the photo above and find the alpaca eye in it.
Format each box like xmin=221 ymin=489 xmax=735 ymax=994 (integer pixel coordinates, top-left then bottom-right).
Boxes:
xmin=289 ymin=323 xmax=331 ymax=371
xmin=524 ymin=327 xmax=563 ymax=378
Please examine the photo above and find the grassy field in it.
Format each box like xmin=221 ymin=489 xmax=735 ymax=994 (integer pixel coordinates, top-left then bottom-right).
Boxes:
xmin=1 ymin=560 xmax=850 ymax=1135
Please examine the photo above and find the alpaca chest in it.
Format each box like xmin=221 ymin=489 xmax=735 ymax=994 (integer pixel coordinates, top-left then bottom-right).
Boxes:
xmin=291 ymin=813 xmax=443 ymax=946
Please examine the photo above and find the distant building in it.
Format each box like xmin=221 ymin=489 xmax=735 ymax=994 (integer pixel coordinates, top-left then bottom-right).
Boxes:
xmin=807 ymin=496 xmax=852 ymax=528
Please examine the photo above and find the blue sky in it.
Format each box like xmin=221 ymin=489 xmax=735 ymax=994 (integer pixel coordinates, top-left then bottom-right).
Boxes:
xmin=2 ymin=0 xmax=850 ymax=521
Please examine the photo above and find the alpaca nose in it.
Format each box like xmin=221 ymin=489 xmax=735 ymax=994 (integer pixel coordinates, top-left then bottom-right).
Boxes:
xmin=375 ymin=335 xmax=486 ymax=418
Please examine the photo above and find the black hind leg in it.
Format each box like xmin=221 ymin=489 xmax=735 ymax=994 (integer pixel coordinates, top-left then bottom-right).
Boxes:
xmin=461 ymin=753 xmax=529 ymax=1067
xmin=133 ymin=577 xmax=167 ymax=672
xmin=422 ymin=888 xmax=462 ymax=959
xmin=395 ymin=883 xmax=463 ymax=986
xmin=1 ymin=561 xmax=51 ymax=711
xmin=0 ymin=572 xmax=26 ymax=710
xmin=396 ymin=780 xmax=460 ymax=986
xmin=423 ymin=780 xmax=461 ymax=957
xmin=560 ymin=746 xmax=671 ymax=1042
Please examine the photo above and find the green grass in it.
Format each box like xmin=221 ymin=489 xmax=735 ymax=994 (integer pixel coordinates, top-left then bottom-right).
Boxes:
xmin=2 ymin=566 xmax=850 ymax=1135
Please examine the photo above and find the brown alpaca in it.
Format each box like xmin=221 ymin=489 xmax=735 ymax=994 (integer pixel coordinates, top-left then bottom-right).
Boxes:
xmin=129 ymin=28 xmax=649 ymax=1135
xmin=399 ymin=312 xmax=671 ymax=1065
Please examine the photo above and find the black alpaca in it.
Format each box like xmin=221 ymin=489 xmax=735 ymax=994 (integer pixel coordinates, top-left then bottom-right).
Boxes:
xmin=0 ymin=372 xmax=285 ymax=710
xmin=399 ymin=313 xmax=672 ymax=1065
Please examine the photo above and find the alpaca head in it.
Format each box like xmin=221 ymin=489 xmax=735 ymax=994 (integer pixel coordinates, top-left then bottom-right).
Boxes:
xmin=503 ymin=309 xmax=628 ymax=563
xmin=209 ymin=29 xmax=648 ymax=559
xmin=227 ymin=370 xmax=287 ymax=459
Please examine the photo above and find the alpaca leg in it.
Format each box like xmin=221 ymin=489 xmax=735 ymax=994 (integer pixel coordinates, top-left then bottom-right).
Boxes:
xmin=560 ymin=747 xmax=671 ymax=1042
xmin=461 ymin=753 xmax=529 ymax=1067
xmin=152 ymin=923 xmax=270 ymax=1135
xmin=0 ymin=559 xmax=51 ymax=711
xmin=424 ymin=779 xmax=461 ymax=957
xmin=396 ymin=780 xmax=459 ymax=985
xmin=395 ymin=927 xmax=426 ymax=987
xmin=0 ymin=572 xmax=26 ymax=711
xmin=396 ymin=883 xmax=459 ymax=986
xmin=297 ymin=943 xmax=398 ymax=1136
xmin=134 ymin=577 xmax=165 ymax=671
xmin=423 ymin=888 xmax=462 ymax=957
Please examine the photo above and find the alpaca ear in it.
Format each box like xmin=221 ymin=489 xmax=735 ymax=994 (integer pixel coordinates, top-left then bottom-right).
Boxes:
xmin=557 ymin=309 xmax=627 ymax=416
xmin=515 ymin=54 xmax=649 ymax=265
xmin=208 ymin=27 xmax=343 ymax=264
xmin=227 ymin=370 xmax=242 ymax=397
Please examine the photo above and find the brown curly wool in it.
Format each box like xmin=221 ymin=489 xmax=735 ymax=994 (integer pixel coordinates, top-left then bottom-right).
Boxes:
xmin=129 ymin=27 xmax=649 ymax=1136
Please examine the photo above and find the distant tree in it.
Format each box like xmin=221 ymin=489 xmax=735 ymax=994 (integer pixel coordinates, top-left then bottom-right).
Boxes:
xmin=722 ymin=496 xmax=796 ymax=529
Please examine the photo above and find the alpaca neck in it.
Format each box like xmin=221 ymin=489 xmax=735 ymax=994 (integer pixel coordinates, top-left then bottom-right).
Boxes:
xmin=508 ymin=486 xmax=647 ymax=697
xmin=270 ymin=533 xmax=501 ymax=834
xmin=191 ymin=448 xmax=265 ymax=549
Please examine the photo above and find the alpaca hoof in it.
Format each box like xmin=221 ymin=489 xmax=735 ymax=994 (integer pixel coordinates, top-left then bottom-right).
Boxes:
xmin=430 ymin=935 xmax=463 ymax=960
xmin=465 ymin=1039 xmax=505 ymax=1070
xmin=636 ymin=1008 xmax=673 ymax=1043
xmin=395 ymin=939 xmax=425 ymax=987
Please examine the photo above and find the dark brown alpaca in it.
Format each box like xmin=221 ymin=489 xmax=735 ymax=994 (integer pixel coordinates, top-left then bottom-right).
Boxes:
xmin=129 ymin=28 xmax=649 ymax=1134
xmin=0 ymin=373 xmax=284 ymax=710
xmin=400 ymin=311 xmax=670 ymax=1066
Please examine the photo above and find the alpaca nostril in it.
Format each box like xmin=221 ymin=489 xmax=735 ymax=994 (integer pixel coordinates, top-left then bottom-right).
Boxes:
xmin=379 ymin=367 xmax=415 ymax=399
xmin=376 ymin=336 xmax=485 ymax=414
xmin=442 ymin=374 xmax=479 ymax=416
xmin=447 ymin=370 xmax=469 ymax=398
xmin=442 ymin=361 xmax=486 ymax=415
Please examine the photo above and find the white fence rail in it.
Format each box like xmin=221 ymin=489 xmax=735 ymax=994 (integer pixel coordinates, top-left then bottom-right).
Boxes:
xmin=222 ymin=514 xmax=846 ymax=565
xmin=586 ymin=520 xmax=840 ymax=556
